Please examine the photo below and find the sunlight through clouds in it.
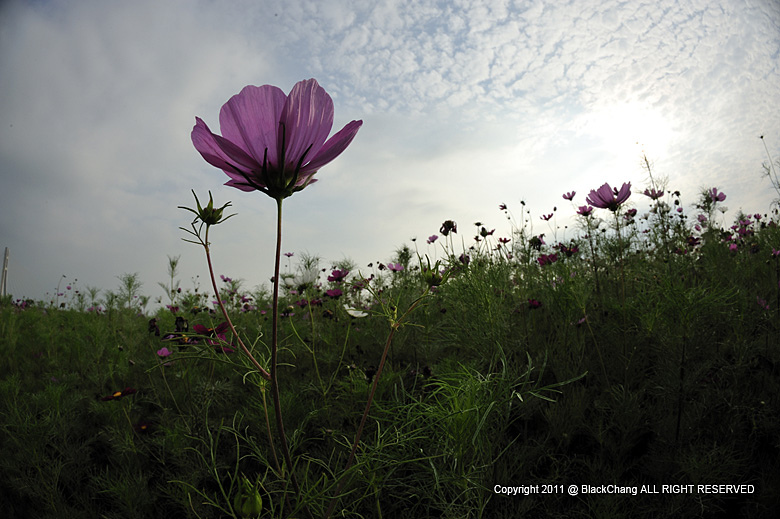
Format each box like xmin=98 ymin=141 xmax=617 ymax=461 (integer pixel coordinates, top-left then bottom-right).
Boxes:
xmin=0 ymin=0 xmax=778 ymax=305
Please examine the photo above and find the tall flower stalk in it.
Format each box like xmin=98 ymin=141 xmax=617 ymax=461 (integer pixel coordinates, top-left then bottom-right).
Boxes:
xmin=190 ymin=78 xmax=362 ymax=514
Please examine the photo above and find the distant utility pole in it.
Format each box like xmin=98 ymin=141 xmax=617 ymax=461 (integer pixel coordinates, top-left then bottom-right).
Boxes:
xmin=1 ymin=247 xmax=8 ymax=297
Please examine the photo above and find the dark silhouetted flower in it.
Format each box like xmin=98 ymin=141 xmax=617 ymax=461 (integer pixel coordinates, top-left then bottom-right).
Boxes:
xmin=586 ymin=182 xmax=631 ymax=211
xmin=529 ymin=234 xmax=545 ymax=250
xmin=562 ymin=191 xmax=576 ymax=201
xmin=440 ymin=220 xmax=457 ymax=235
xmin=528 ymin=299 xmax=542 ymax=309
xmin=479 ymin=227 xmax=495 ymax=237
xmin=643 ymin=188 xmax=664 ymax=200
xmin=541 ymin=213 xmax=553 ymax=221
xmin=558 ymin=243 xmax=579 ymax=257
xmin=148 ymin=318 xmax=160 ymax=336
xmin=192 ymin=79 xmax=362 ymax=201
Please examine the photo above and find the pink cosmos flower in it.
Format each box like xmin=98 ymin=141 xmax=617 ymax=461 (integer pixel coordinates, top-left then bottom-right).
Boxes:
xmin=427 ymin=235 xmax=438 ymax=244
xmin=562 ymin=191 xmax=576 ymax=201
xmin=710 ymin=188 xmax=726 ymax=202
xmin=643 ymin=188 xmax=664 ymax=200
xmin=192 ymin=79 xmax=362 ymax=200
xmin=327 ymin=269 xmax=349 ymax=283
xmin=387 ymin=262 xmax=404 ymax=272
xmin=586 ymin=182 xmax=631 ymax=211
xmin=577 ymin=205 xmax=594 ymax=216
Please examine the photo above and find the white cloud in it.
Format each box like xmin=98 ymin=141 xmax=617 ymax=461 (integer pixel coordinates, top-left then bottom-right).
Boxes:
xmin=0 ymin=0 xmax=778 ymax=305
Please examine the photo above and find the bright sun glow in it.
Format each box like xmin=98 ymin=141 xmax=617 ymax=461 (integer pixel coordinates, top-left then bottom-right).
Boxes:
xmin=577 ymin=102 xmax=676 ymax=161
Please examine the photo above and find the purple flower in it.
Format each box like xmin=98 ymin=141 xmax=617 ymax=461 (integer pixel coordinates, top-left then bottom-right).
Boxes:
xmin=193 ymin=322 xmax=230 ymax=345
xmin=327 ymin=269 xmax=349 ymax=283
xmin=499 ymin=203 xmax=507 ymax=210
xmin=527 ymin=299 xmax=542 ymax=309
xmin=427 ymin=235 xmax=439 ymax=244
xmin=192 ymin=79 xmax=362 ymax=201
xmin=577 ymin=205 xmax=594 ymax=216
xmin=643 ymin=188 xmax=664 ymax=200
xmin=284 ymin=252 xmax=294 ymax=258
xmin=709 ymin=188 xmax=726 ymax=203
xmin=325 ymin=288 xmax=343 ymax=298
xmin=586 ymin=182 xmax=631 ymax=211
xmin=156 ymin=347 xmax=171 ymax=358
xmin=387 ymin=262 xmax=404 ymax=272
xmin=540 ymin=213 xmax=553 ymax=221
xmin=537 ymin=254 xmax=558 ymax=266
xmin=562 ymin=191 xmax=576 ymax=201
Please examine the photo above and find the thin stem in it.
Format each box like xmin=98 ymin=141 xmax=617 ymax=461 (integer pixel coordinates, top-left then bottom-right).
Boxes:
xmin=202 ymin=226 xmax=281 ymax=476
xmin=325 ymin=293 xmax=427 ymax=519
xmin=203 ymin=227 xmax=271 ymax=381
xmin=268 ymin=199 xmax=311 ymax=519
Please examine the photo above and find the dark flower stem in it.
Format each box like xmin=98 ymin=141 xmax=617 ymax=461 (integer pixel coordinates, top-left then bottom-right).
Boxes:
xmin=269 ymin=199 xmax=311 ymax=519
xmin=324 ymin=291 xmax=427 ymax=519
xmin=203 ymin=227 xmax=271 ymax=381
xmin=202 ymin=227 xmax=281 ymax=474
xmin=675 ymin=332 xmax=687 ymax=445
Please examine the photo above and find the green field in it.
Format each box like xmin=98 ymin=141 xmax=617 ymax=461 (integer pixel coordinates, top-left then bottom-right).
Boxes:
xmin=2 ymin=188 xmax=779 ymax=518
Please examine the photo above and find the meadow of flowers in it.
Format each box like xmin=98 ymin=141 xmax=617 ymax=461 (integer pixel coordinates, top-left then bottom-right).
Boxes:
xmin=1 ymin=80 xmax=779 ymax=518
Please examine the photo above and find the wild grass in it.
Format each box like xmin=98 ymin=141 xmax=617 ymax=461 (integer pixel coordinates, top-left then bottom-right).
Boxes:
xmin=2 ymin=184 xmax=779 ymax=518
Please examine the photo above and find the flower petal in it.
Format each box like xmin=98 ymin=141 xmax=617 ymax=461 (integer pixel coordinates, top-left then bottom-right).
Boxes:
xmin=615 ymin=182 xmax=632 ymax=203
xmin=303 ymin=119 xmax=363 ymax=173
xmin=279 ymin=79 xmax=334 ymax=169
xmin=219 ymin=85 xmax=286 ymax=166
xmin=192 ymin=118 xmax=261 ymax=182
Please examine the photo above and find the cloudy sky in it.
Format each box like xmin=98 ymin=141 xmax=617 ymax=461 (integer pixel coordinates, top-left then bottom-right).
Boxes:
xmin=1 ymin=0 xmax=778 ymax=308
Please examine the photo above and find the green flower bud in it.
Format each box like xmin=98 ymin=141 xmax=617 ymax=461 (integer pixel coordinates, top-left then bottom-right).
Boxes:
xmin=179 ymin=190 xmax=236 ymax=226
xmin=233 ymin=475 xmax=263 ymax=518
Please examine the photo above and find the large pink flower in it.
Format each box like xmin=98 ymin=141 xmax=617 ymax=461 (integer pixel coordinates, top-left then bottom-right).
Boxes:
xmin=192 ymin=79 xmax=362 ymax=200
xmin=585 ymin=182 xmax=631 ymax=212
